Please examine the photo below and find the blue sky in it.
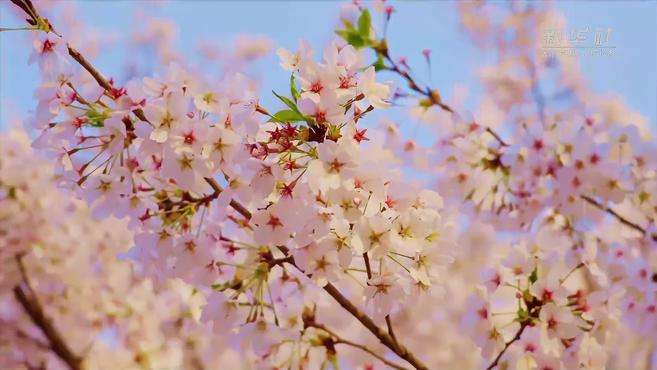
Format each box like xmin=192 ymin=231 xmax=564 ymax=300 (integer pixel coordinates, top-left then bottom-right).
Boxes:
xmin=1 ymin=1 xmax=655 ymax=134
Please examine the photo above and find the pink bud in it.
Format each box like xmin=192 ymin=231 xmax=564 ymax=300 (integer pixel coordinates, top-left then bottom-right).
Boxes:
xmin=398 ymin=57 xmax=409 ymax=69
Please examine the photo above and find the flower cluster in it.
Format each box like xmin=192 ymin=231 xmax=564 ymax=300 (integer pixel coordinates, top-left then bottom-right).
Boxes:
xmin=0 ymin=129 xmax=246 ymax=370
xmin=373 ymin=1 xmax=657 ymax=368
xmin=11 ymin=2 xmax=456 ymax=368
xmin=3 ymin=0 xmax=656 ymax=369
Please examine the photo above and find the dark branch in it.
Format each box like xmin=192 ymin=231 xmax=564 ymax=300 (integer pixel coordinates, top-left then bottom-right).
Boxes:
xmin=486 ymin=322 xmax=528 ymax=370
xmin=13 ymin=255 xmax=82 ymax=370
xmin=277 ymin=247 xmax=428 ymax=370
xmin=580 ymin=194 xmax=654 ymax=240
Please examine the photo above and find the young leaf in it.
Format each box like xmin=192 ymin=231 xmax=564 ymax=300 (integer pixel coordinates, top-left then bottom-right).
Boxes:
xmin=529 ymin=267 xmax=538 ymax=284
xmin=335 ymin=27 xmax=368 ymax=49
xmin=272 ymin=90 xmax=300 ymax=113
xmin=336 ymin=29 xmax=351 ymax=40
xmin=358 ymin=9 xmax=372 ymax=39
xmin=269 ymin=109 xmax=306 ymax=123
xmin=373 ymin=55 xmax=386 ymax=71
xmin=290 ymin=74 xmax=300 ymax=102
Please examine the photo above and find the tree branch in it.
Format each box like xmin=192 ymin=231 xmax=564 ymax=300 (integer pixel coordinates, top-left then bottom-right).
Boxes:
xmin=66 ymin=46 xmax=149 ymax=122
xmin=380 ymin=50 xmax=453 ymax=115
xmin=580 ymin=194 xmax=655 ymax=240
xmin=363 ymin=252 xmax=398 ymax=344
xmin=11 ymin=0 xmax=253 ymax=223
xmin=486 ymin=322 xmax=528 ymax=370
xmin=277 ymin=247 xmax=428 ymax=370
xmin=201 ymin=177 xmax=252 ymax=219
xmin=362 ymin=252 xmax=373 ymax=279
xmin=322 ymin=283 xmax=427 ymax=369
xmin=376 ymin=43 xmax=509 ymax=148
xmin=66 ymin=47 xmax=111 ymax=91
xmin=13 ymin=255 xmax=83 ymax=370
xmin=385 ymin=315 xmax=398 ymax=344
xmin=308 ymin=322 xmax=410 ymax=370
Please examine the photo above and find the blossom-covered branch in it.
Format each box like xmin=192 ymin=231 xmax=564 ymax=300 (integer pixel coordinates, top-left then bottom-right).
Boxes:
xmin=3 ymin=0 xmax=656 ymax=369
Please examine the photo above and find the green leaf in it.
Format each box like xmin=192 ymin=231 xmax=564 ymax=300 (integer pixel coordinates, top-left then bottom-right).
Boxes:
xmin=272 ymin=90 xmax=300 ymax=113
xmin=335 ymin=10 xmax=373 ymax=49
xmin=290 ymin=74 xmax=300 ymax=102
xmin=269 ymin=109 xmax=306 ymax=123
xmin=373 ymin=55 xmax=386 ymax=71
xmin=358 ymin=9 xmax=372 ymax=38
xmin=335 ymin=28 xmax=370 ymax=49
xmin=529 ymin=267 xmax=538 ymax=284
xmin=336 ymin=29 xmax=351 ymax=40
xmin=348 ymin=33 xmax=367 ymax=48
xmin=336 ymin=29 xmax=368 ymax=48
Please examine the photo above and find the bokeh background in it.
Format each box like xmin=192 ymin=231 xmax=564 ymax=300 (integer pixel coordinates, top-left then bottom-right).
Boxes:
xmin=1 ymin=1 xmax=656 ymax=135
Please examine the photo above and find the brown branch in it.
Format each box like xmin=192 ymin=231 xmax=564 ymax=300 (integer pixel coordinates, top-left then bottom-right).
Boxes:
xmin=560 ymin=262 xmax=586 ymax=285
xmin=385 ymin=315 xmax=398 ymax=344
xmin=335 ymin=337 xmax=408 ymax=370
xmin=229 ymin=199 xmax=252 ymax=220
xmin=9 ymin=0 xmax=39 ymax=25
xmin=13 ymin=287 xmax=83 ymax=370
xmin=13 ymin=255 xmax=83 ymax=370
xmin=362 ymin=252 xmax=398 ymax=344
xmin=485 ymin=127 xmax=509 ymax=147
xmin=321 ymin=283 xmax=427 ymax=369
xmin=486 ymin=322 xmax=528 ymax=370
xmin=308 ymin=322 xmax=410 ymax=370
xmin=362 ymin=252 xmax=373 ymax=279
xmin=66 ymin=46 xmax=149 ymax=123
xmin=201 ymin=177 xmax=252 ymax=219
xmin=380 ymin=50 xmax=453 ymax=114
xmin=11 ymin=1 xmax=255 ymax=222
xmin=276 ymin=247 xmax=428 ymax=370
xmin=66 ymin=47 xmax=111 ymax=92
xmin=580 ymin=195 xmax=655 ymax=240
xmin=377 ymin=43 xmax=509 ymax=148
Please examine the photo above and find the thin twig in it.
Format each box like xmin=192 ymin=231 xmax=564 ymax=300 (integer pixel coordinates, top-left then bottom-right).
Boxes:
xmin=362 ymin=252 xmax=398 ymax=343
xmin=385 ymin=315 xmax=398 ymax=344
xmin=66 ymin=47 xmax=111 ymax=91
xmin=559 ymin=262 xmax=585 ymax=285
xmin=486 ymin=322 xmax=528 ymax=370
xmin=362 ymin=252 xmax=373 ymax=279
xmin=580 ymin=195 xmax=654 ymax=240
xmin=380 ymin=51 xmax=454 ymax=114
xmin=377 ymin=44 xmax=509 ymax=148
xmin=201 ymin=177 xmax=252 ymax=219
xmin=485 ymin=127 xmax=509 ymax=147
xmin=310 ymin=322 xmax=410 ymax=370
